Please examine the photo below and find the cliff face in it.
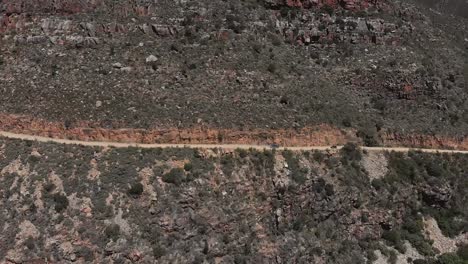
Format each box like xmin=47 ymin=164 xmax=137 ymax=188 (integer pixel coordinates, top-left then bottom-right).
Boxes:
xmin=1 ymin=138 xmax=467 ymax=263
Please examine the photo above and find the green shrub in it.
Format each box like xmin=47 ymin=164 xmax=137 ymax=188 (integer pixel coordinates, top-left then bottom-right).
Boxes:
xmin=340 ymin=143 xmax=362 ymax=162
xmin=104 ymin=224 xmax=120 ymax=241
xmin=294 ymin=168 xmax=309 ymax=184
xmin=414 ymin=260 xmax=430 ymax=264
xmin=404 ymin=232 xmax=434 ymax=256
xmin=236 ymin=148 xmax=248 ymax=158
xmin=252 ymin=42 xmax=262 ymax=54
xmin=321 ymin=4 xmax=334 ymax=15
xmin=183 ymin=163 xmax=193 ymax=171
xmin=44 ymin=183 xmax=56 ymax=193
xmin=457 ymin=244 xmax=468 ymax=260
xmin=313 ymin=151 xmax=325 ymax=163
xmin=269 ymin=33 xmax=283 ymax=46
xmin=221 ymin=154 xmax=235 ymax=177
xmin=128 ymin=182 xmax=144 ymax=197
xmin=382 ymin=230 xmax=405 ymax=253
xmin=355 ymin=10 xmax=368 ymax=17
xmin=387 ymin=153 xmax=418 ymax=183
xmin=76 ymin=247 xmax=94 ymax=262
xmin=28 ymin=155 xmax=40 ymax=164
xmin=403 ymin=215 xmax=424 ymax=234
xmin=153 ymin=244 xmax=166 ymax=259
xmin=53 ymin=193 xmax=69 ymax=213
xmin=292 ymin=216 xmax=306 ymax=231
xmin=372 ymin=97 xmax=387 ymax=112
xmin=283 ymin=150 xmax=307 ymax=184
xmin=267 ymin=63 xmax=277 ymax=73
xmin=324 ymin=183 xmax=335 ymax=196
xmin=437 ymin=253 xmax=465 ymax=264
xmin=400 ymin=215 xmax=435 ymax=256
xmin=93 ymin=193 xmax=113 ymax=219
xmin=313 ymin=178 xmax=326 ymax=193
xmin=371 ymin=178 xmax=385 ymax=190
xmin=162 ymin=168 xmax=185 ymax=186
xmin=24 ymin=236 xmax=35 ymax=250
xmin=425 ymin=162 xmax=446 ymax=178
xmin=357 ymin=126 xmax=379 ymax=147
xmin=432 ymin=210 xmax=465 ymax=238
xmin=366 ymin=249 xmax=377 ymax=263
xmin=388 ymin=250 xmax=398 ymax=264
xmin=226 ymin=14 xmax=245 ymax=34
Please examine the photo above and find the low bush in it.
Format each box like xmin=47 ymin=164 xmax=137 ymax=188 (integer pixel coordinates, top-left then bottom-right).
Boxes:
xmin=324 ymin=183 xmax=335 ymax=196
xmin=313 ymin=151 xmax=325 ymax=163
xmin=221 ymin=154 xmax=235 ymax=177
xmin=104 ymin=224 xmax=120 ymax=241
xmin=162 ymin=168 xmax=185 ymax=186
xmin=382 ymin=230 xmax=406 ymax=253
xmin=321 ymin=4 xmax=334 ymax=15
xmin=457 ymin=244 xmax=468 ymax=260
xmin=235 ymin=148 xmax=248 ymax=158
xmin=53 ymin=193 xmax=69 ymax=213
xmin=128 ymin=182 xmax=144 ymax=197
xmin=437 ymin=253 xmax=466 ymax=264
xmin=371 ymin=178 xmax=385 ymax=190
xmin=44 ymin=183 xmax=56 ymax=193
xmin=184 ymin=163 xmax=193 ymax=171
xmin=386 ymin=153 xmax=418 ymax=183
xmin=76 ymin=247 xmax=94 ymax=262
xmin=153 ymin=244 xmax=166 ymax=259
xmin=283 ymin=150 xmax=307 ymax=184
xmin=429 ymin=209 xmax=466 ymax=238
xmin=340 ymin=143 xmax=362 ymax=162
xmin=357 ymin=126 xmax=380 ymax=147
xmin=24 ymin=237 xmax=35 ymax=250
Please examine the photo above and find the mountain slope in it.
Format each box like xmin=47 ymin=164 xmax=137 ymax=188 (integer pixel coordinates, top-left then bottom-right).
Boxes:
xmin=0 ymin=138 xmax=467 ymax=263
xmin=0 ymin=0 xmax=467 ymax=144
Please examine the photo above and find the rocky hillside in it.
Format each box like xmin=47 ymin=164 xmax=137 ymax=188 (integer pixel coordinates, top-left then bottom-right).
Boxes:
xmin=412 ymin=0 xmax=468 ymax=18
xmin=1 ymin=1 xmax=468 ymax=264
xmin=0 ymin=0 xmax=467 ymax=143
xmin=0 ymin=138 xmax=467 ymax=263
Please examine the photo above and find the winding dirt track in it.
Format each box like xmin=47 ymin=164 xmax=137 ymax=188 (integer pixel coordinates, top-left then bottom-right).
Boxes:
xmin=2 ymin=130 xmax=468 ymax=154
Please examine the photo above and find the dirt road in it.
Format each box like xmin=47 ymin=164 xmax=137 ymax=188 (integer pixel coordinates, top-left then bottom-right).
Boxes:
xmin=1 ymin=130 xmax=468 ymax=154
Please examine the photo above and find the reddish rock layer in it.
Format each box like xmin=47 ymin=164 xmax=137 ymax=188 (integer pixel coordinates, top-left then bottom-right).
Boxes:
xmin=382 ymin=133 xmax=468 ymax=151
xmin=1 ymin=114 xmax=468 ymax=150
xmin=0 ymin=114 xmax=352 ymax=146
xmin=265 ymin=0 xmax=384 ymax=10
